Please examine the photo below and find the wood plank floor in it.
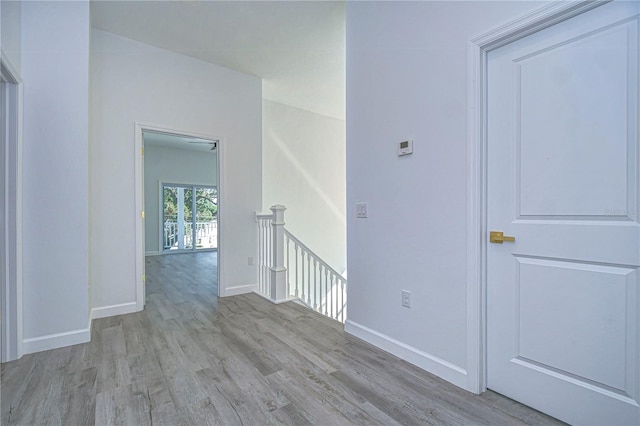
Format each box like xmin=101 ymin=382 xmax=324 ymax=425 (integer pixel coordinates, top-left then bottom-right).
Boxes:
xmin=1 ymin=252 xmax=563 ymax=425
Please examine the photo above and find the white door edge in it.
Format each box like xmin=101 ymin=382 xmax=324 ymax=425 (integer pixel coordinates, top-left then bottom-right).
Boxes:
xmin=465 ymin=0 xmax=610 ymax=394
xmin=0 ymin=50 xmax=24 ymax=363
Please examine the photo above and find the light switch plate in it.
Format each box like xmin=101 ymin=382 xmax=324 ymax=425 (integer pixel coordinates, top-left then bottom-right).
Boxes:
xmin=402 ymin=290 xmax=411 ymax=308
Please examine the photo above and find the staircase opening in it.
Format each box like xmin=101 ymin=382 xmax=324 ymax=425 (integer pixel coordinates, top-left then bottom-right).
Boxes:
xmin=256 ymin=205 xmax=347 ymax=323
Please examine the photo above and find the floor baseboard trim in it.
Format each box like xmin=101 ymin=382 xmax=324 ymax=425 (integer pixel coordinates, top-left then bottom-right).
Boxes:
xmin=23 ymin=327 xmax=91 ymax=355
xmin=145 ymin=251 xmax=162 ymax=256
xmin=252 ymin=290 xmax=294 ymax=305
xmin=345 ymin=320 xmax=467 ymax=389
xmin=91 ymin=302 xmax=138 ymax=320
xmin=222 ymin=283 xmax=257 ymax=297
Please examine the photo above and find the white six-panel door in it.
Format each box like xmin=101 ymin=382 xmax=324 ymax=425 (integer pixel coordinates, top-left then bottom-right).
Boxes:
xmin=487 ymin=2 xmax=640 ymax=424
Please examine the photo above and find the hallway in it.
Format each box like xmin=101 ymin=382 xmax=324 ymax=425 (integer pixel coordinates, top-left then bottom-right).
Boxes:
xmin=1 ymin=252 xmax=561 ymax=425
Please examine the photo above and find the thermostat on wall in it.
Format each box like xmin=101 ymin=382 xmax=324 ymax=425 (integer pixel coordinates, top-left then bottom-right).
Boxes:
xmin=397 ymin=139 xmax=413 ymax=156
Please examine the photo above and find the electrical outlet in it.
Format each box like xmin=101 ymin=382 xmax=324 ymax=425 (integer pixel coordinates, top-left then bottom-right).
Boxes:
xmin=356 ymin=202 xmax=368 ymax=218
xmin=248 ymin=256 xmax=254 ymax=266
xmin=401 ymin=290 xmax=411 ymax=308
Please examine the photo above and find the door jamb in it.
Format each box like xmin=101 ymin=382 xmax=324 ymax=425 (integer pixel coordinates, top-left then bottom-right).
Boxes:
xmin=135 ymin=123 xmax=224 ymax=311
xmin=1 ymin=51 xmax=23 ymax=363
xmin=465 ymin=0 xmax=608 ymax=394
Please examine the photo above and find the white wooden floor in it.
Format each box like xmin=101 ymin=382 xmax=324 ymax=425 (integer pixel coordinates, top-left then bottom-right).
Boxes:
xmin=1 ymin=252 xmax=563 ymax=425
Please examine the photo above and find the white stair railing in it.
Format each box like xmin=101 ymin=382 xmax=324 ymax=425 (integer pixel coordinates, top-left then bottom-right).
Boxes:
xmin=256 ymin=213 xmax=273 ymax=297
xmin=255 ymin=205 xmax=347 ymax=323
xmin=284 ymin=230 xmax=347 ymax=323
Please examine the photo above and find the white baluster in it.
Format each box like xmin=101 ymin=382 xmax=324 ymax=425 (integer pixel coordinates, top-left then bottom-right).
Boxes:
xmin=319 ymin=265 xmax=324 ymax=314
xmin=259 ymin=219 xmax=263 ymax=293
xmin=295 ymin=244 xmax=301 ymax=299
xmin=311 ymin=258 xmax=316 ymax=310
xmin=286 ymin=235 xmax=290 ymax=296
xmin=262 ymin=220 xmax=269 ymax=294
xmin=340 ymin=281 xmax=347 ymax=322
xmin=307 ymin=252 xmax=311 ymax=305
xmin=258 ymin=220 xmax=262 ymax=293
xmin=258 ymin=219 xmax=264 ymax=294
xmin=264 ymin=219 xmax=268 ymax=293
xmin=333 ymin=275 xmax=338 ymax=321
xmin=324 ymin=268 xmax=328 ymax=316
xmin=301 ymin=250 xmax=306 ymax=302
xmin=318 ymin=263 xmax=322 ymax=314
xmin=263 ymin=219 xmax=268 ymax=294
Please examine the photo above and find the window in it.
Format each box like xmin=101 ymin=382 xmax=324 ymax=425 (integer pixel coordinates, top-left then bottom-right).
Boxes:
xmin=162 ymin=184 xmax=217 ymax=251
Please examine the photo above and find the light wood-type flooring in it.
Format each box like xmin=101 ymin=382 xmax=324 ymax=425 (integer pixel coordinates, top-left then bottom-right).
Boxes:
xmin=1 ymin=251 xmax=563 ymax=425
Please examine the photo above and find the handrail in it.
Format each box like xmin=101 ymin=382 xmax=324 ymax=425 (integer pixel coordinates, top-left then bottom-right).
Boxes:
xmin=284 ymin=229 xmax=345 ymax=280
xmin=255 ymin=205 xmax=347 ymax=323
xmin=255 ymin=212 xmax=273 ymax=221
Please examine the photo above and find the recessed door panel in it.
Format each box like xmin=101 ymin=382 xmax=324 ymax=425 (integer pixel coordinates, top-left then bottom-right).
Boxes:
xmin=516 ymin=257 xmax=634 ymax=394
xmin=516 ymin=25 xmax=632 ymax=218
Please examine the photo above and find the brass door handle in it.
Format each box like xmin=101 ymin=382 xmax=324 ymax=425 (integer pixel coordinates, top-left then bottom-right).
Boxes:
xmin=490 ymin=231 xmax=515 ymax=244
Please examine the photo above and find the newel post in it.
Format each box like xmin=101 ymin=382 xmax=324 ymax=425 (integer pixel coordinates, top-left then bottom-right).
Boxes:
xmin=270 ymin=204 xmax=287 ymax=303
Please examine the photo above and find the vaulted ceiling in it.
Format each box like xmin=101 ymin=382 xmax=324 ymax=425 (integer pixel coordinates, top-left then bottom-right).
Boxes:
xmin=91 ymin=1 xmax=346 ymax=119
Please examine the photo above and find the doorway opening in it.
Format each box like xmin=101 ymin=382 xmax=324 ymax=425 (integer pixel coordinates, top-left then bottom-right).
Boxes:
xmin=135 ymin=124 xmax=222 ymax=311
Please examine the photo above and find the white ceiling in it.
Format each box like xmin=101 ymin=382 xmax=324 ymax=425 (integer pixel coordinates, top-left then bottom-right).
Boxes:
xmin=90 ymin=1 xmax=346 ymax=119
xmin=143 ymin=131 xmax=218 ymax=153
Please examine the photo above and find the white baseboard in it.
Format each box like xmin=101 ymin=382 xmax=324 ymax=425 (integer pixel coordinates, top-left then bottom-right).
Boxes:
xmin=91 ymin=302 xmax=138 ymax=319
xmin=345 ymin=320 xmax=467 ymax=389
xmin=23 ymin=326 xmax=91 ymax=354
xmin=221 ymin=283 xmax=257 ymax=297
xmin=252 ymin=290 xmax=294 ymax=305
xmin=145 ymin=251 xmax=162 ymax=256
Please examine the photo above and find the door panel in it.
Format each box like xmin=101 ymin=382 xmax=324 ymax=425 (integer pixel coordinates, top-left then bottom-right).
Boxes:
xmin=487 ymin=2 xmax=640 ymax=425
xmin=517 ymin=24 xmax=631 ymax=217
xmin=516 ymin=257 xmax=632 ymax=391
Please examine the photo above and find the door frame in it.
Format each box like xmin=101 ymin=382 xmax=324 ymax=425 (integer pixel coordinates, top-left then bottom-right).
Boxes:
xmin=1 ymin=52 xmax=23 ymax=362
xmin=465 ymin=0 xmax=609 ymax=394
xmin=135 ymin=123 xmax=224 ymax=311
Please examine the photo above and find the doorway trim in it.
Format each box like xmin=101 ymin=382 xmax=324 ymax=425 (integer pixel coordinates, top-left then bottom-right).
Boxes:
xmin=465 ymin=0 xmax=608 ymax=394
xmin=1 ymin=52 xmax=23 ymax=362
xmin=135 ymin=123 xmax=224 ymax=311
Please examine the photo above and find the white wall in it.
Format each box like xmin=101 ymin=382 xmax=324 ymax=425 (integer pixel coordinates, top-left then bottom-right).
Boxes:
xmin=21 ymin=1 xmax=90 ymax=352
xmin=262 ymin=100 xmax=346 ymax=273
xmin=144 ymin=144 xmax=216 ymax=253
xmin=90 ymin=29 xmax=261 ymax=314
xmin=1 ymin=0 xmax=22 ymax=75
xmin=345 ymin=1 xmax=548 ymax=389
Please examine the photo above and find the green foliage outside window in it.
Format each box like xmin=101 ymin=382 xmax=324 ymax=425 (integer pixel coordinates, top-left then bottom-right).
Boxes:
xmin=164 ymin=186 xmax=217 ymax=222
